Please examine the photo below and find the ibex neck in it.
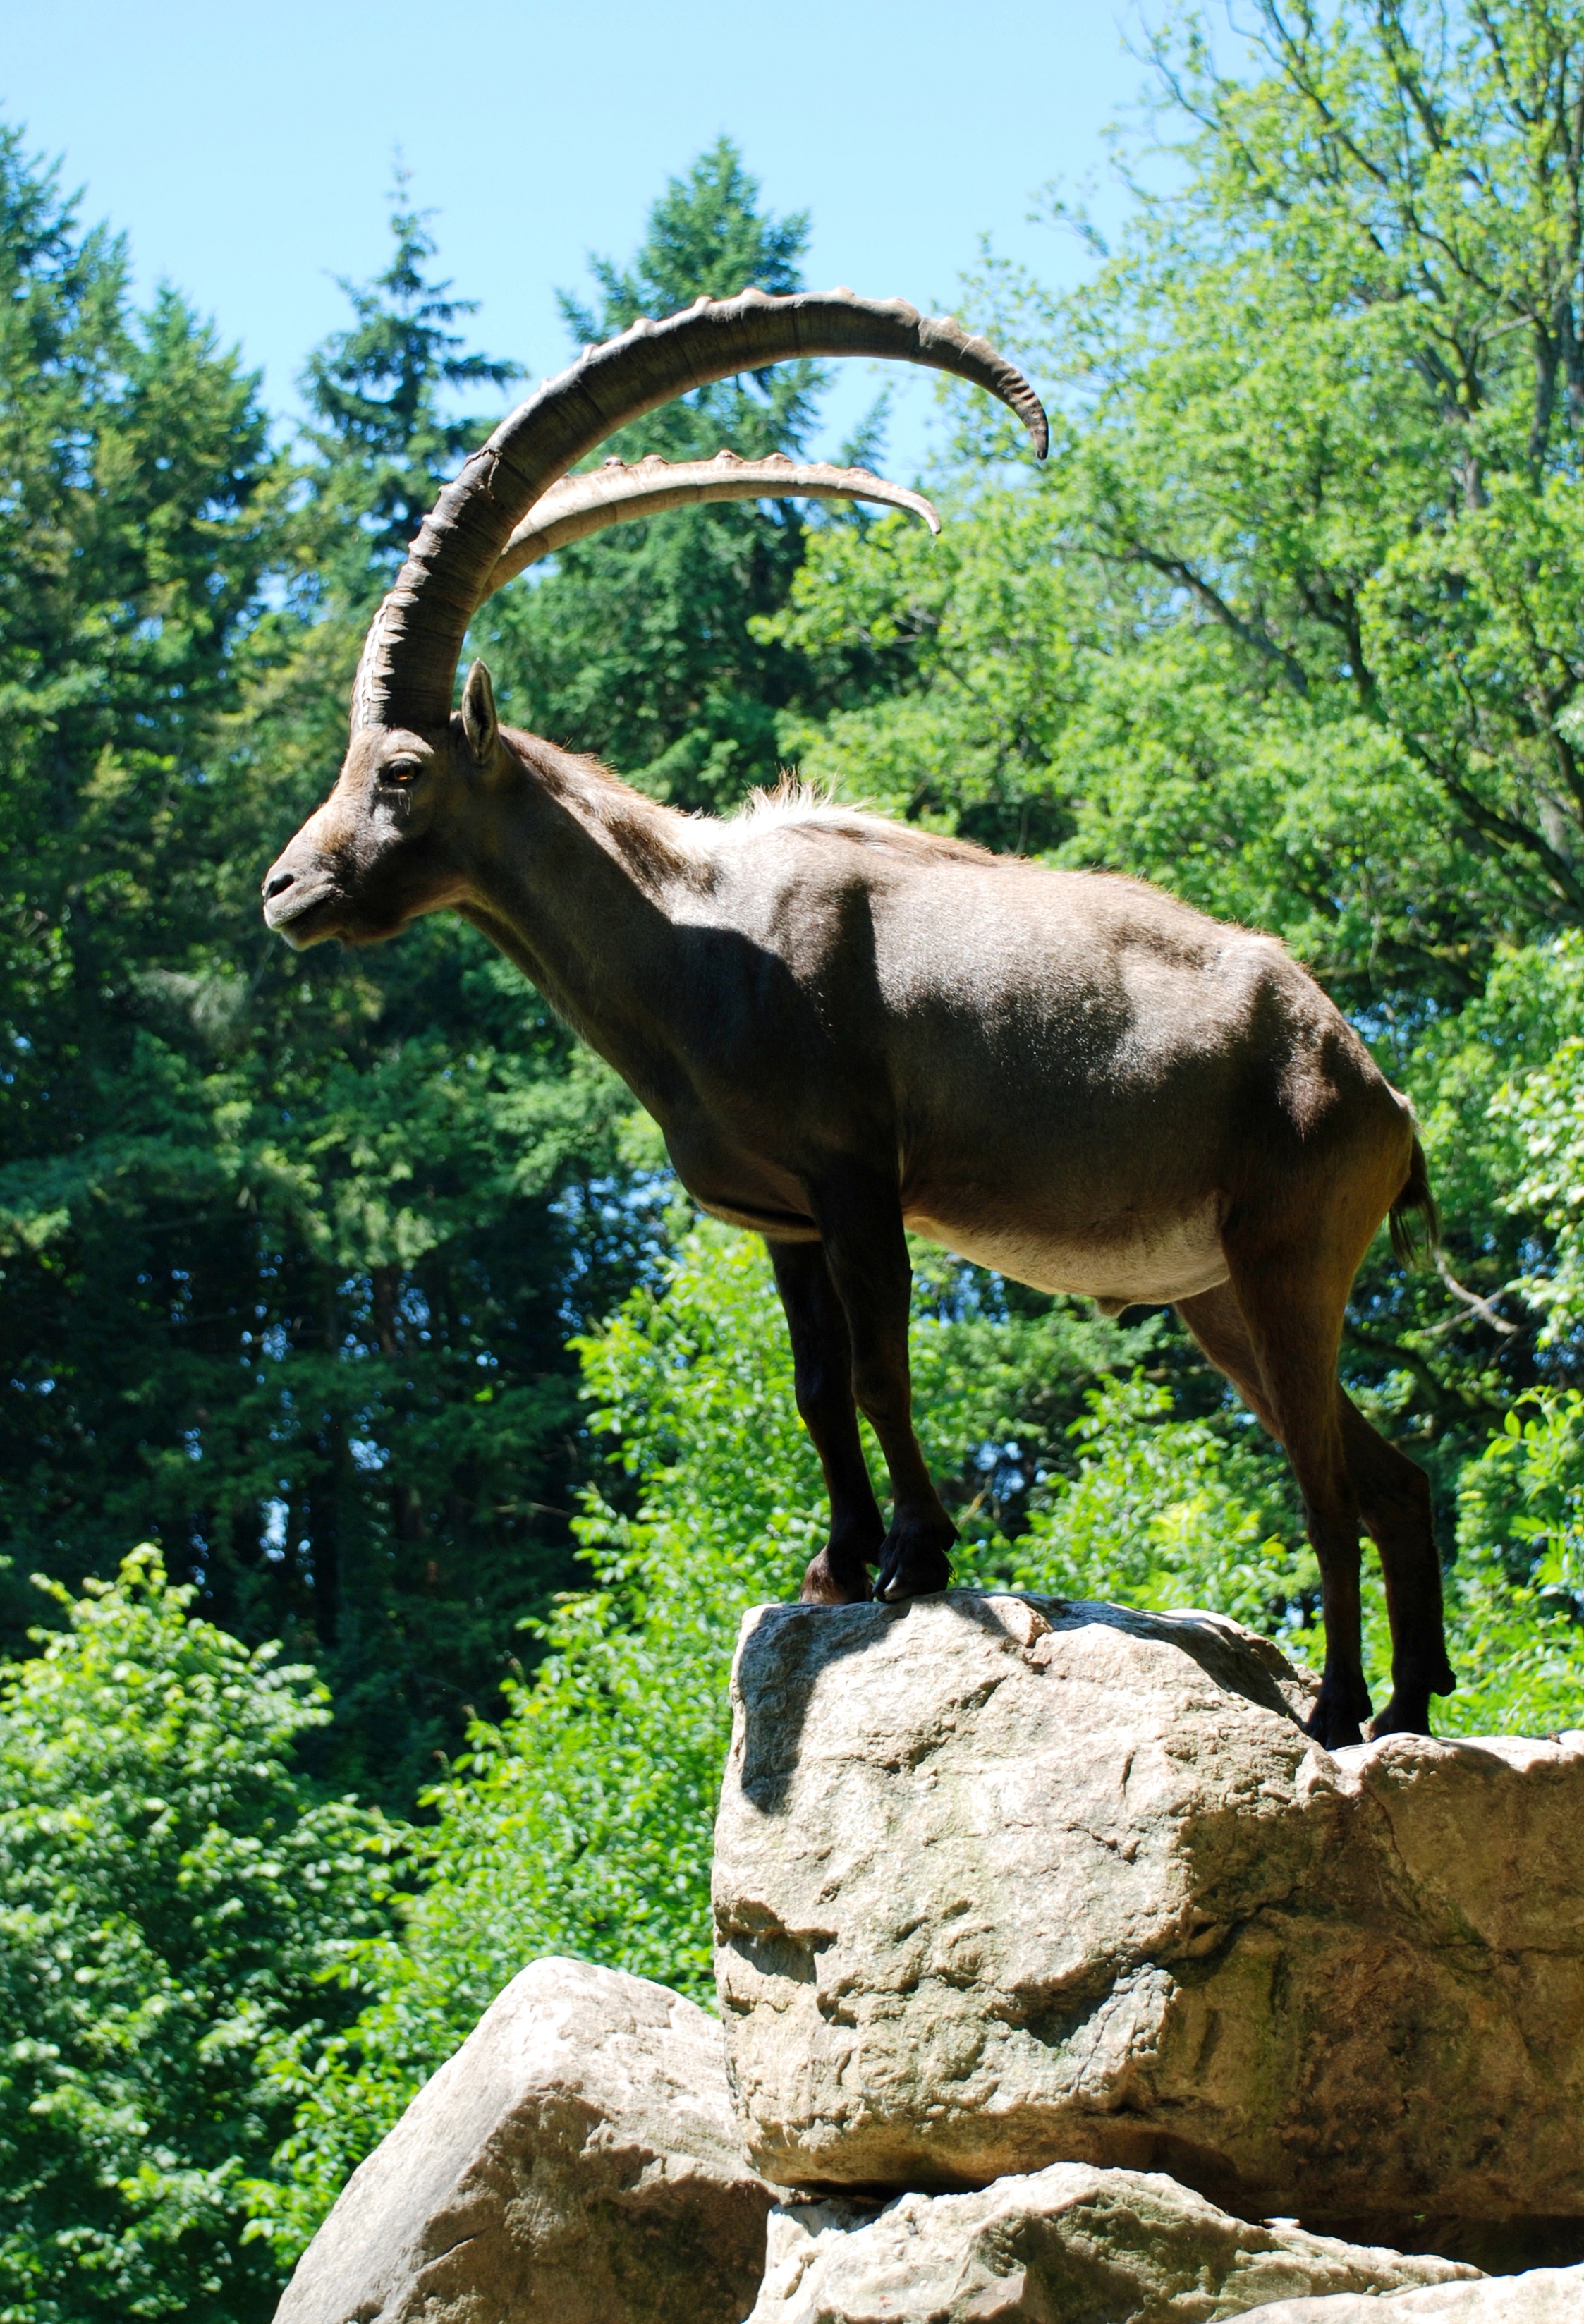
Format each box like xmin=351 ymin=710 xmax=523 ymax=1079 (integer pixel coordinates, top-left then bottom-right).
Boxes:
xmin=461 ymin=731 xmax=703 ymax=1109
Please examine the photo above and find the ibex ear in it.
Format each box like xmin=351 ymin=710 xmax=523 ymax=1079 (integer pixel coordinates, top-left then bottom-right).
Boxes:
xmin=461 ymin=659 xmax=499 ymax=763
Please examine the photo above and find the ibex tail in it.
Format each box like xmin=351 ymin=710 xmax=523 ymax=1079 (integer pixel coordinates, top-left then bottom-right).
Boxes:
xmin=1389 ymin=1132 xmax=1439 ymax=1268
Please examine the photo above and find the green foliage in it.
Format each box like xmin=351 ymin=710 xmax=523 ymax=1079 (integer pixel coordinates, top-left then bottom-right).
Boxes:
xmin=0 ymin=1549 xmax=397 ymax=2323
xmin=0 ymin=133 xmax=925 ymax=1808
xmin=1052 ymin=0 xmax=1584 ymax=984
xmin=767 ymin=487 xmax=1083 ymax=856
xmin=1491 ymin=1013 xmax=1584 ymax=1343
xmin=1449 ymin=1389 xmax=1584 ymax=1732
xmin=1004 ymin=1372 xmax=1310 ymax=1631
xmin=1334 ymin=929 xmax=1584 ymax=1452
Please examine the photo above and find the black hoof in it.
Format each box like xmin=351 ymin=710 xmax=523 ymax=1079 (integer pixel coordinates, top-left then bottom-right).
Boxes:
xmin=1305 ymin=1712 xmax=1365 ymax=1748
xmin=1367 ymin=1693 xmax=1433 ymax=1740
xmin=875 ymin=1538 xmax=954 ymax=1603
xmin=1303 ymin=1693 xmax=1371 ymax=1750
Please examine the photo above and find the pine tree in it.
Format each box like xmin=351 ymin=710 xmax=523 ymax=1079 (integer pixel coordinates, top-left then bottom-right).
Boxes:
xmin=0 ymin=126 xmax=277 ymax=1652
xmin=298 ymin=171 xmax=520 ymax=596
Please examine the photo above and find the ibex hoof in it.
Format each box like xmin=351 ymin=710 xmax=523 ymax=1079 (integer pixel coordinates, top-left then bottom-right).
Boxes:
xmin=800 ymin=1549 xmax=873 ymax=1606
xmin=875 ymin=1537 xmax=954 ymax=1603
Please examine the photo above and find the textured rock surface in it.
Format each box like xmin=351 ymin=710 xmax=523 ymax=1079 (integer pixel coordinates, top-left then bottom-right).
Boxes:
xmin=1233 ymin=2265 xmax=1584 ymax=2320
xmin=274 ymin=1955 xmax=772 ymax=2324
xmin=714 ymin=1592 xmax=1584 ymax=2226
xmin=745 ymin=2162 xmax=1480 ymax=2324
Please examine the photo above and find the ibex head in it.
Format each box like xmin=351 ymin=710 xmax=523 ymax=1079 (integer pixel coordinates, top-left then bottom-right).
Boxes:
xmin=262 ymin=288 xmax=1048 ymax=947
xmin=261 ymin=660 xmax=508 ymax=949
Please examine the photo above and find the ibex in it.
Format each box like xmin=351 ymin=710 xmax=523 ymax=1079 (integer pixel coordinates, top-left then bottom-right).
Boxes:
xmin=262 ymin=288 xmax=1454 ymax=1748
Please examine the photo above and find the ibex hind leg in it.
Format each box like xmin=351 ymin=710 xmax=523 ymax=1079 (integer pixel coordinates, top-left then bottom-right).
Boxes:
xmin=1177 ymin=1273 xmax=1373 ymax=1749
xmin=1181 ymin=1277 xmax=1452 ymax=1742
xmin=1339 ymin=1392 xmax=1454 ymax=1736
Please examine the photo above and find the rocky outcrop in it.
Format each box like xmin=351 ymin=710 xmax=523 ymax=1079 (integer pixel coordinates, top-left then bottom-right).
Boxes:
xmin=745 ymin=2162 xmax=1480 ymax=2323
xmin=713 ymin=1592 xmax=1584 ymax=2231
xmin=1233 ymin=2267 xmax=1584 ymax=2320
xmin=272 ymin=1955 xmax=772 ymax=2324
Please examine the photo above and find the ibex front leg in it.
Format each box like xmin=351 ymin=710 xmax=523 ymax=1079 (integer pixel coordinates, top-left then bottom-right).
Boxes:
xmin=768 ymin=1239 xmax=886 ymax=1605
xmin=805 ymin=1168 xmax=956 ymax=1603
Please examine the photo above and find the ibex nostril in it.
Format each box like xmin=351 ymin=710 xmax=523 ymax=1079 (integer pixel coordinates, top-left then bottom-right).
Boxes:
xmin=264 ymin=868 xmax=295 ymax=900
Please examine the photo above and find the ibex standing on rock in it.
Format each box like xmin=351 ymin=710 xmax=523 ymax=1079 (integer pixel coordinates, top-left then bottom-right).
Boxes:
xmin=262 ymin=288 xmax=1454 ymax=1748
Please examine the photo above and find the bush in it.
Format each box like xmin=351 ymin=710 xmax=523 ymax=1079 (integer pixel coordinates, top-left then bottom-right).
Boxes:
xmin=0 ymin=1549 xmax=398 ymax=2323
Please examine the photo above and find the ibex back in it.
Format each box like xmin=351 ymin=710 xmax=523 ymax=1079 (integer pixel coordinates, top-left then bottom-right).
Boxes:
xmin=262 ymin=287 xmax=1453 ymax=1750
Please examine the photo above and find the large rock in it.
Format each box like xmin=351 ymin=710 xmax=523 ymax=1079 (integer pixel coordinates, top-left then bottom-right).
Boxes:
xmin=746 ymin=2162 xmax=1479 ymax=2323
xmin=714 ymin=1592 xmax=1584 ymax=2232
xmin=274 ymin=1955 xmax=772 ymax=2324
xmin=1234 ymin=2266 xmax=1584 ymax=2320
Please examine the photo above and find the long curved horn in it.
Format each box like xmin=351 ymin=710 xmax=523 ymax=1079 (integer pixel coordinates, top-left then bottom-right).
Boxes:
xmin=479 ymin=450 xmax=940 ymax=603
xmin=352 ymin=286 xmax=1047 ymax=733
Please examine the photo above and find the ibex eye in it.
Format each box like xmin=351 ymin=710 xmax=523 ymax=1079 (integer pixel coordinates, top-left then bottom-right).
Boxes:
xmin=382 ymin=760 xmax=422 ymax=786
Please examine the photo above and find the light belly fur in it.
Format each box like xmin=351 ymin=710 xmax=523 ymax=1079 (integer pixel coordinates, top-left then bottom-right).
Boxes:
xmin=906 ymin=1199 xmax=1229 ymax=1310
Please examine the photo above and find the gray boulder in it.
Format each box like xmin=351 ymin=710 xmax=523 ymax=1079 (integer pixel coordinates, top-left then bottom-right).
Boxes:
xmin=745 ymin=2162 xmax=1480 ymax=2323
xmin=273 ymin=1954 xmax=772 ymax=2324
xmin=1233 ymin=2266 xmax=1584 ymax=2320
xmin=714 ymin=1592 xmax=1584 ymax=2230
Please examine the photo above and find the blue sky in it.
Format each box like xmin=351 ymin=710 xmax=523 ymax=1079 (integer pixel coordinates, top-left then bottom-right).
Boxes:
xmin=5 ymin=1 xmax=1151 ymax=473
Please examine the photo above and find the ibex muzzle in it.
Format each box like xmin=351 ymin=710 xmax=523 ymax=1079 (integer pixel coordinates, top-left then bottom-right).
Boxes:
xmin=264 ymin=286 xmax=1453 ymax=1751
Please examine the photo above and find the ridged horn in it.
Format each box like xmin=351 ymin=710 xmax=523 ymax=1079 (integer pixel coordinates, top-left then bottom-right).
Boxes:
xmin=351 ymin=286 xmax=1047 ymax=734
xmin=479 ymin=449 xmax=940 ymax=602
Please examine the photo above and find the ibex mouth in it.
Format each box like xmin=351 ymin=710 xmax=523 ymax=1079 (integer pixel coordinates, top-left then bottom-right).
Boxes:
xmin=262 ymin=872 xmax=341 ymax=947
